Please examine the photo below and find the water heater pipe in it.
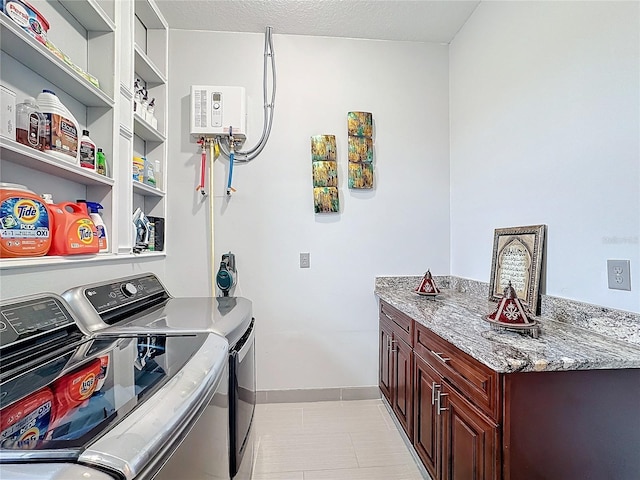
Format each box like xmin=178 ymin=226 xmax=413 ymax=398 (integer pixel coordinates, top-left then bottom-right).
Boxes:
xmin=219 ymin=26 xmax=276 ymax=163
xmin=209 ymin=138 xmax=217 ymax=297
xmin=227 ymin=127 xmax=234 ymax=195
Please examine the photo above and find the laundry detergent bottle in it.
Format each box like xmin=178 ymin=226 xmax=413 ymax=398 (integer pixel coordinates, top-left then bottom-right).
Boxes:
xmin=47 ymin=202 xmax=99 ymax=255
xmin=0 ymin=183 xmax=52 ymax=258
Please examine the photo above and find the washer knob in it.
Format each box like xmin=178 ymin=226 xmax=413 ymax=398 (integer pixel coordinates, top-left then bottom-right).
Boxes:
xmin=121 ymin=282 xmax=138 ymax=297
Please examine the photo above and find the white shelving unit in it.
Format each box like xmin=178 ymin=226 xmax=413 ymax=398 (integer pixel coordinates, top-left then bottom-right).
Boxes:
xmin=128 ymin=0 xmax=168 ymax=253
xmin=0 ymin=16 xmax=114 ymax=107
xmin=0 ymin=0 xmax=169 ymax=268
xmin=1 ymin=138 xmax=115 ymax=187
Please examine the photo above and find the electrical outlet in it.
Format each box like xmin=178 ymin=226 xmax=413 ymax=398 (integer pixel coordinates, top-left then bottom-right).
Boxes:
xmin=607 ymin=259 xmax=631 ymax=291
xmin=300 ymin=252 xmax=310 ymax=268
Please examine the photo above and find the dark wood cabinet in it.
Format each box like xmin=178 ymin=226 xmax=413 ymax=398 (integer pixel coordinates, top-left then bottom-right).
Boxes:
xmin=392 ymin=333 xmax=413 ymax=437
xmin=380 ymin=299 xmax=640 ymax=480
xmin=414 ymin=353 xmax=441 ymax=479
xmin=440 ymin=382 xmax=498 ymax=480
xmin=379 ymin=319 xmax=393 ymax=402
xmin=379 ymin=302 xmax=414 ymax=438
xmin=413 ymin=331 xmax=499 ymax=480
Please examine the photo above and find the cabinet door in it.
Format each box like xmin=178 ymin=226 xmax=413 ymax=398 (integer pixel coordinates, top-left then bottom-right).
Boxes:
xmin=379 ymin=320 xmax=393 ymax=402
xmin=440 ymin=382 xmax=499 ymax=480
xmin=392 ymin=337 xmax=413 ymax=438
xmin=414 ymin=354 xmax=441 ymax=480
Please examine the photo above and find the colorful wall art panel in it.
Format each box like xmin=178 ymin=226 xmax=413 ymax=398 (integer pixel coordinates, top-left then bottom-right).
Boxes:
xmin=313 ymin=186 xmax=340 ymax=213
xmin=348 ymin=136 xmax=373 ymax=163
xmin=312 ymin=161 xmax=338 ymax=187
xmin=311 ymin=134 xmax=337 ymax=161
xmin=347 ymin=112 xmax=373 ymax=138
xmin=348 ymin=162 xmax=374 ymax=189
xmin=311 ymin=135 xmax=340 ymax=213
xmin=347 ymin=111 xmax=374 ymax=189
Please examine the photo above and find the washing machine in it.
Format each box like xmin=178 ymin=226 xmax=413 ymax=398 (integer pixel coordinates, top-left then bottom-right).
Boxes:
xmin=62 ymin=273 xmax=256 ymax=479
xmin=0 ymin=292 xmax=229 ymax=480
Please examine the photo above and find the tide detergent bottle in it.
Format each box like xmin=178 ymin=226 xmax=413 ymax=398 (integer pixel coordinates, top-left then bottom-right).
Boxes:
xmin=47 ymin=201 xmax=99 ymax=255
xmin=0 ymin=183 xmax=52 ymax=258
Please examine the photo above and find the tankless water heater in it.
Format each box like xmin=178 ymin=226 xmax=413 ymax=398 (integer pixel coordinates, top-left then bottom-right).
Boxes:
xmin=190 ymin=85 xmax=247 ymax=139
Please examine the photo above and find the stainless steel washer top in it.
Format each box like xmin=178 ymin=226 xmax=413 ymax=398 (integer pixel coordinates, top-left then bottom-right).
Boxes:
xmin=62 ymin=273 xmax=252 ymax=347
xmin=0 ymin=293 xmax=229 ymax=480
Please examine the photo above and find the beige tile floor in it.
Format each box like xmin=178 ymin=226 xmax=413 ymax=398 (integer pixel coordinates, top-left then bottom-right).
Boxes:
xmin=251 ymin=399 xmax=428 ymax=480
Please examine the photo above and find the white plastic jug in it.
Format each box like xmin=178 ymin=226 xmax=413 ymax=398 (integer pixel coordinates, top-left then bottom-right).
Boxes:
xmin=36 ymin=90 xmax=80 ymax=165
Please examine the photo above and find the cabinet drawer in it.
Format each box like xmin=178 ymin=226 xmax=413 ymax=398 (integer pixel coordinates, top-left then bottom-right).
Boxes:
xmin=380 ymin=301 xmax=413 ymax=347
xmin=414 ymin=322 xmax=500 ymax=421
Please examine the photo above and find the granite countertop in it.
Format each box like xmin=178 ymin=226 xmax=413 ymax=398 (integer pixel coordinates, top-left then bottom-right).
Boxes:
xmin=375 ymin=276 xmax=640 ymax=374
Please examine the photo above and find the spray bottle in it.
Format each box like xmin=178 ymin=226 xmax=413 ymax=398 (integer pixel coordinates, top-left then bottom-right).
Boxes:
xmin=79 ymin=201 xmax=108 ymax=253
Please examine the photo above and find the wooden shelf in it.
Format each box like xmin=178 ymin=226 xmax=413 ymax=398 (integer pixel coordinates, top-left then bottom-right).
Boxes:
xmin=0 ymin=16 xmax=114 ymax=107
xmin=1 ymin=139 xmax=115 ymax=187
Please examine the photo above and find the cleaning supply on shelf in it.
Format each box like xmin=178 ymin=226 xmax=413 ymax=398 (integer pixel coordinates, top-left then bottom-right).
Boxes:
xmin=36 ymin=89 xmax=80 ymax=164
xmin=47 ymin=201 xmax=99 ymax=256
xmin=79 ymin=130 xmax=96 ymax=170
xmin=152 ymin=159 xmax=162 ymax=189
xmin=143 ymin=157 xmax=156 ymax=187
xmin=15 ymin=97 xmax=45 ymax=151
xmin=132 ymin=207 xmax=150 ymax=253
xmin=79 ymin=200 xmax=108 ymax=253
xmin=133 ymin=156 xmax=145 ymax=182
xmin=1 ymin=85 xmax=16 ymax=140
xmin=4 ymin=0 xmax=50 ymax=45
xmin=96 ymin=148 xmax=107 ymax=176
xmin=0 ymin=183 xmax=51 ymax=258
xmin=146 ymin=98 xmax=157 ymax=128
xmin=133 ymin=79 xmax=143 ymax=117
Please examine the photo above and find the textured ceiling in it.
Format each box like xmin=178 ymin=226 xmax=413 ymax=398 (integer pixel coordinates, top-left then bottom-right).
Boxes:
xmin=154 ymin=0 xmax=480 ymax=44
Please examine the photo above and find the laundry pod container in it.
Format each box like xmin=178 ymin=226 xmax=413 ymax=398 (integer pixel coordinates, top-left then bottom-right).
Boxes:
xmin=0 ymin=183 xmax=52 ymax=258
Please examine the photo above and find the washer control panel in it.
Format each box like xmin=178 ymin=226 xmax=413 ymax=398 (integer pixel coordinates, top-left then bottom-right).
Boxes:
xmin=0 ymin=296 xmax=75 ymax=349
xmin=83 ymin=274 xmax=167 ymax=315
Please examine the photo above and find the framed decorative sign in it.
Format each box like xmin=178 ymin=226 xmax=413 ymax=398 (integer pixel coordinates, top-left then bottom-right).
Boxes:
xmin=488 ymin=224 xmax=546 ymax=313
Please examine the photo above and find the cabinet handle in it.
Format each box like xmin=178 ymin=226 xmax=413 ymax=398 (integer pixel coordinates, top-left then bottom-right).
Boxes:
xmin=433 ymin=352 xmax=451 ymax=364
xmin=431 ymin=382 xmax=441 ymax=405
xmin=390 ymin=339 xmax=397 ymax=353
xmin=386 ymin=336 xmax=391 ymax=352
xmin=436 ymin=392 xmax=449 ymax=415
xmin=382 ymin=311 xmax=393 ymax=322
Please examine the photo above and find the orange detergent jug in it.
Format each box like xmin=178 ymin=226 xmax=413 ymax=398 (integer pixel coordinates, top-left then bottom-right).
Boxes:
xmin=47 ymin=202 xmax=99 ymax=255
xmin=0 ymin=183 xmax=52 ymax=258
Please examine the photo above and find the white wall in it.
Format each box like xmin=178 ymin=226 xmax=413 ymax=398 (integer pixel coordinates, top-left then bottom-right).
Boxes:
xmin=166 ymin=31 xmax=450 ymax=390
xmin=450 ymin=1 xmax=640 ymax=313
